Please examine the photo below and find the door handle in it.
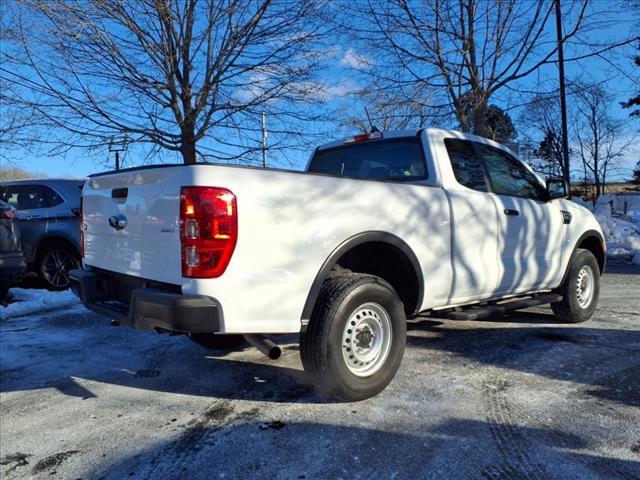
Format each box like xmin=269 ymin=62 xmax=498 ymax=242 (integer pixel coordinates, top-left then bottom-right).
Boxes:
xmin=503 ymin=209 xmax=519 ymax=216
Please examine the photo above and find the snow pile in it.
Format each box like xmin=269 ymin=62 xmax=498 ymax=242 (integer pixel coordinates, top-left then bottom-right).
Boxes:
xmin=1 ymin=288 xmax=81 ymax=319
xmin=597 ymin=214 xmax=640 ymax=257
xmin=589 ymin=198 xmax=640 ymax=264
xmin=627 ymin=210 xmax=640 ymax=225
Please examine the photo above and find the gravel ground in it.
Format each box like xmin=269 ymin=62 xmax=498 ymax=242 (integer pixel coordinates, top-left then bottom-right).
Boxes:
xmin=1 ymin=267 xmax=639 ymax=480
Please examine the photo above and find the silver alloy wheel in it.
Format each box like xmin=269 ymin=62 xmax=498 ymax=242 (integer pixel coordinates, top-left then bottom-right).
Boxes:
xmin=576 ymin=265 xmax=595 ymax=309
xmin=42 ymin=249 xmax=78 ymax=288
xmin=342 ymin=302 xmax=392 ymax=377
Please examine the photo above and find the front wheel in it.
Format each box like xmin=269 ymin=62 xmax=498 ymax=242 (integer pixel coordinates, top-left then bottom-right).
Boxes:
xmin=300 ymin=274 xmax=406 ymax=402
xmin=551 ymin=249 xmax=600 ymax=323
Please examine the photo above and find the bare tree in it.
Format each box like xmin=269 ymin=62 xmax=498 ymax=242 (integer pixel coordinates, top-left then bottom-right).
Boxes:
xmin=1 ymin=0 xmax=329 ymax=165
xmin=0 ymin=84 xmax=38 ymax=161
xmin=518 ymin=95 xmax=566 ymax=179
xmin=339 ymin=87 xmax=436 ymax=133
xmin=572 ymin=85 xmax=634 ymax=202
xmin=341 ymin=0 xmax=634 ymax=137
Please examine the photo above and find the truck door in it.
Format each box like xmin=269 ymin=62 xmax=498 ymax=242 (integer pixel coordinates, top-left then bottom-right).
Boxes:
xmin=442 ymin=138 xmax=501 ymax=304
xmin=476 ymin=144 xmax=564 ymax=294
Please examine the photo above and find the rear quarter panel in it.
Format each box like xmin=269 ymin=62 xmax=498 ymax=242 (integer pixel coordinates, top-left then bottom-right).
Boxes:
xmin=181 ymin=165 xmax=452 ymax=333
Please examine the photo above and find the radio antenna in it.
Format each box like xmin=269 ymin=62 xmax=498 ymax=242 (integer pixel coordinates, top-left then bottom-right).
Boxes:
xmin=364 ymin=107 xmax=380 ymax=133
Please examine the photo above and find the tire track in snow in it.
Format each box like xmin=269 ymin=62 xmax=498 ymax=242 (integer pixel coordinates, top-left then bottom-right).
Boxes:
xmin=481 ymin=380 xmax=549 ymax=480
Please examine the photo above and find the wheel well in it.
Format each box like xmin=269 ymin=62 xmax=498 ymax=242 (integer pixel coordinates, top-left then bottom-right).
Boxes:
xmin=35 ymin=235 xmax=79 ymax=262
xmin=577 ymin=235 xmax=605 ymax=273
xmin=333 ymin=241 xmax=421 ymax=316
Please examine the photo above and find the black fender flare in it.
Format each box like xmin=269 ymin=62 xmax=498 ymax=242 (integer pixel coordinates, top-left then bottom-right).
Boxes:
xmin=300 ymin=231 xmax=424 ymax=326
xmin=557 ymin=229 xmax=606 ymax=287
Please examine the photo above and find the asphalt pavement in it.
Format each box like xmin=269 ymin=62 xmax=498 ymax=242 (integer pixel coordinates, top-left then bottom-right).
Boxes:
xmin=1 ymin=266 xmax=639 ymax=479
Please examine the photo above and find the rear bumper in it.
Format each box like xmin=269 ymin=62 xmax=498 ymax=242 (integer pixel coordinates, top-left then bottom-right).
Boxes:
xmin=0 ymin=251 xmax=27 ymax=282
xmin=69 ymin=269 xmax=220 ymax=333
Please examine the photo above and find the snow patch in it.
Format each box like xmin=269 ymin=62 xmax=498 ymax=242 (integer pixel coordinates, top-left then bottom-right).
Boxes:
xmin=595 ymin=208 xmax=640 ymax=261
xmin=572 ymin=195 xmax=640 ymax=262
xmin=1 ymin=288 xmax=81 ymax=319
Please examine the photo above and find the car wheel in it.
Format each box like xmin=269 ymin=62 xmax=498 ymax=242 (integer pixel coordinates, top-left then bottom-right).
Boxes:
xmin=300 ymin=273 xmax=406 ymax=402
xmin=37 ymin=242 xmax=80 ymax=290
xmin=187 ymin=333 xmax=246 ymax=351
xmin=551 ymin=248 xmax=600 ymax=323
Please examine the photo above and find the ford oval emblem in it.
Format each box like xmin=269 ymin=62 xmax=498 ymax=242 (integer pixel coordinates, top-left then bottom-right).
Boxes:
xmin=108 ymin=214 xmax=127 ymax=230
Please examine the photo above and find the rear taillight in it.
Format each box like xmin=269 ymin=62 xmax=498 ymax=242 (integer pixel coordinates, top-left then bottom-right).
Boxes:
xmin=180 ymin=186 xmax=238 ymax=278
xmin=1 ymin=209 xmax=16 ymax=219
xmin=79 ymin=196 xmax=84 ymax=258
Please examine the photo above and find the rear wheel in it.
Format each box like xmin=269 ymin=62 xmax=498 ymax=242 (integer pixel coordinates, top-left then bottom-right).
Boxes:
xmin=37 ymin=242 xmax=80 ymax=290
xmin=187 ymin=333 xmax=246 ymax=351
xmin=300 ymin=274 xmax=406 ymax=402
xmin=551 ymin=249 xmax=600 ymax=323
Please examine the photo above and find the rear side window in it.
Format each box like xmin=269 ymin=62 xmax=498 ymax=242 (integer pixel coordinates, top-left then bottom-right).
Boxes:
xmin=478 ymin=145 xmax=546 ymax=200
xmin=444 ymin=138 xmax=488 ymax=192
xmin=308 ymin=138 xmax=427 ymax=182
xmin=0 ymin=185 xmax=64 ymax=210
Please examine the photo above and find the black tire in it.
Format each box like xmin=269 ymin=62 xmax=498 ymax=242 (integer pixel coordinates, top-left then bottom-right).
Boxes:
xmin=551 ymin=248 xmax=600 ymax=323
xmin=187 ymin=333 xmax=246 ymax=351
xmin=300 ymin=273 xmax=406 ymax=402
xmin=37 ymin=242 xmax=80 ymax=290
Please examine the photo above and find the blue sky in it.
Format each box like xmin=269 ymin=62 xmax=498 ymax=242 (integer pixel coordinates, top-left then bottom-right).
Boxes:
xmin=2 ymin=1 xmax=638 ymax=181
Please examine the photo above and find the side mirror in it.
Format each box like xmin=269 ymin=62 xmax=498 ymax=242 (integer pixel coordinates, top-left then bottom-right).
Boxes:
xmin=546 ymin=178 xmax=569 ymax=200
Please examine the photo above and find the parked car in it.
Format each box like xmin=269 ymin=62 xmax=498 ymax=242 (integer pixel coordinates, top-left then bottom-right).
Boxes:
xmin=70 ymin=129 xmax=605 ymax=401
xmin=0 ymin=179 xmax=84 ymax=290
xmin=0 ymin=200 xmax=26 ymax=299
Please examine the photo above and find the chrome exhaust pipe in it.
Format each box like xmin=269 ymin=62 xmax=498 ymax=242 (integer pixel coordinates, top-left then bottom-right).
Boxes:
xmin=244 ymin=334 xmax=281 ymax=360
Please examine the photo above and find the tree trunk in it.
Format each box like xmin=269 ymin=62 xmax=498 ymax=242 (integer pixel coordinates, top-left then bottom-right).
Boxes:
xmin=181 ymin=121 xmax=197 ymax=165
xmin=472 ymin=100 xmax=490 ymax=139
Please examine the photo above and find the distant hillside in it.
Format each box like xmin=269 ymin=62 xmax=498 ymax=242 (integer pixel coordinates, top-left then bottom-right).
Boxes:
xmin=571 ymin=181 xmax=638 ymax=200
xmin=0 ymin=166 xmax=47 ymax=181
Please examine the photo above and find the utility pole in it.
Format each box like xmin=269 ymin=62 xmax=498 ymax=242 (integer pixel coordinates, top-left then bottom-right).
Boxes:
xmin=555 ymin=0 xmax=570 ymax=189
xmin=261 ymin=112 xmax=267 ymax=168
xmin=108 ymin=135 xmax=129 ymax=171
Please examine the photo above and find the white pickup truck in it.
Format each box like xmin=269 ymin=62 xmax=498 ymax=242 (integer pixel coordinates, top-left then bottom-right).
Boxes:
xmin=70 ymin=128 xmax=605 ymax=401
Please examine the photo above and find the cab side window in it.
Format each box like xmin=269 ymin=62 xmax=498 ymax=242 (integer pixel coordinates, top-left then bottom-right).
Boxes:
xmin=477 ymin=145 xmax=546 ymax=200
xmin=444 ymin=138 xmax=488 ymax=192
xmin=308 ymin=138 xmax=427 ymax=182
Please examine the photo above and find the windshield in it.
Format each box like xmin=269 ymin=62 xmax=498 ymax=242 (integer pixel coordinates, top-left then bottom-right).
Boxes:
xmin=308 ymin=137 xmax=427 ymax=182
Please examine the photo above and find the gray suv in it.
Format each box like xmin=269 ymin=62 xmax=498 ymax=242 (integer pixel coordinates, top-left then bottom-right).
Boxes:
xmin=0 ymin=179 xmax=84 ymax=290
xmin=0 ymin=200 xmax=26 ymax=298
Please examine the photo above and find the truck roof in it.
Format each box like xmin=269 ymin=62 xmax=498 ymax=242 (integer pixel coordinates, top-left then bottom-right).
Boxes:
xmin=316 ymin=129 xmax=424 ymax=151
xmin=316 ymin=128 xmax=518 ymax=157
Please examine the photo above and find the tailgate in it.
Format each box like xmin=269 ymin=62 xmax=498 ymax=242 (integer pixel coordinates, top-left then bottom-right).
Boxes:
xmin=83 ymin=166 xmax=186 ymax=284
